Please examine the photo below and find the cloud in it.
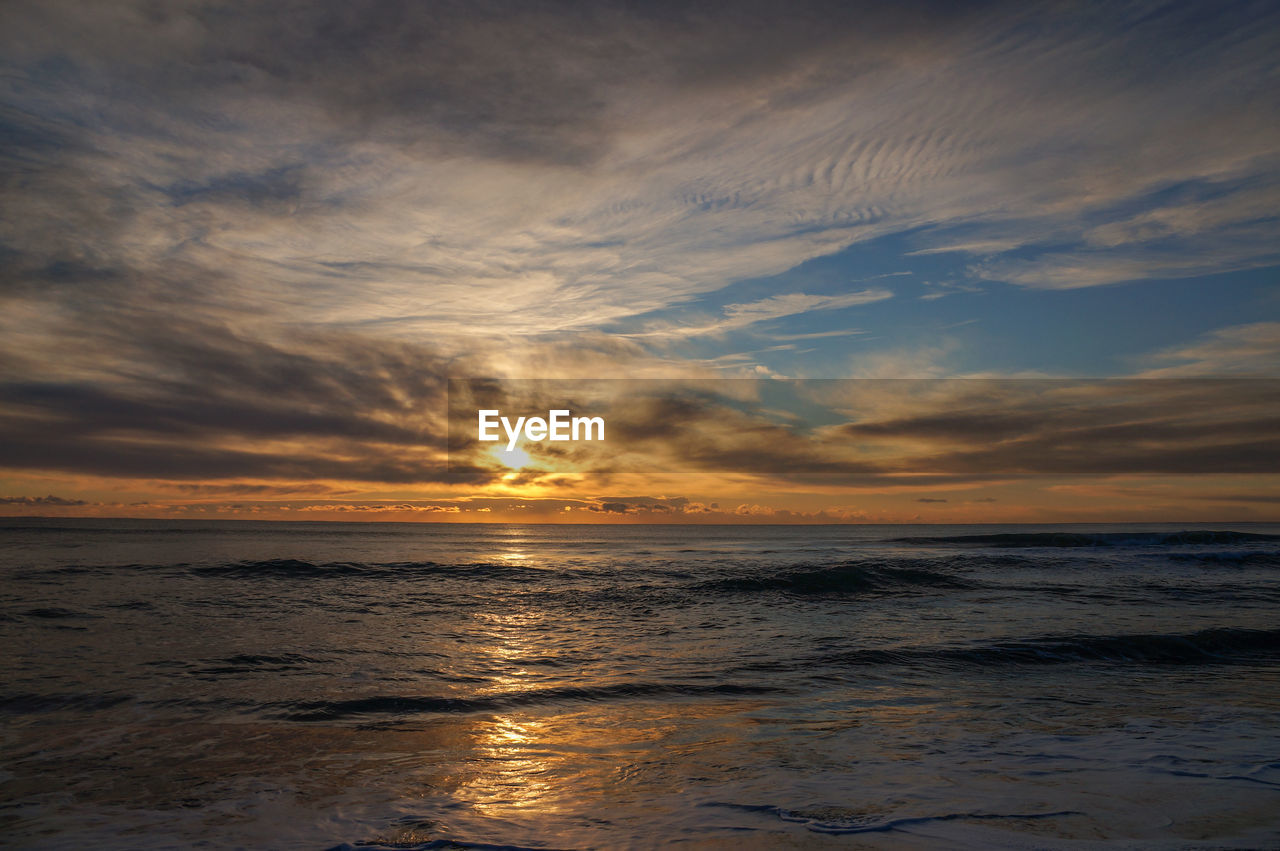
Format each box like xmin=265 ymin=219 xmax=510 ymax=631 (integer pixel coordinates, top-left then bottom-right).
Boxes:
xmin=770 ymin=326 xmax=867 ymax=341
xmin=448 ymin=377 xmax=1280 ymax=486
xmin=0 ymin=494 xmax=87 ymax=506
xmin=167 ymin=482 xmax=344 ymax=497
xmin=1138 ymin=322 xmax=1280 ymax=377
xmin=1 ymin=1 xmax=1278 ymax=507
xmin=3 ymin=0 xmax=1276 ymax=349
xmin=1196 ymin=494 xmax=1280 ymax=504
xmin=724 ymin=289 xmax=890 ymax=322
xmin=0 ymin=315 xmax=485 ymax=484
xmin=721 ymin=289 xmax=892 ymax=328
xmin=632 ymin=288 xmax=893 ymax=338
xmin=837 ymin=379 xmax=1280 ymax=477
xmin=277 ymin=495 xmax=711 ymax=518
xmin=295 ymin=503 xmax=462 ymax=513
xmin=919 ymin=281 xmax=983 ymax=301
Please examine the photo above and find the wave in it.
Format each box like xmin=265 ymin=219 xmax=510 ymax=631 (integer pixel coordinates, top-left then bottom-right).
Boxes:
xmin=894 ymin=530 xmax=1280 ymax=548
xmin=0 ymin=692 xmax=132 ymax=713
xmin=21 ymin=606 xmax=96 ymax=619
xmin=1164 ymin=551 xmax=1280 ymax=567
xmin=192 ymin=558 xmax=369 ymax=577
xmin=327 ymin=841 xmax=569 ymax=851
xmin=704 ymin=562 xmax=973 ymax=595
xmin=278 ymin=682 xmax=781 ymax=721
xmin=791 ymin=626 xmax=1280 ymax=671
xmin=193 ymin=653 xmax=327 ymax=675
xmin=702 ymin=801 xmax=1083 ymax=835
xmin=179 ymin=558 xmax=979 ymax=596
xmin=191 ymin=559 xmax=544 ymax=580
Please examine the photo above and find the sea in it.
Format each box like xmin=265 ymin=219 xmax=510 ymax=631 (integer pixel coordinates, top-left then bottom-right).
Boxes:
xmin=3 ymin=519 xmax=1280 ymax=849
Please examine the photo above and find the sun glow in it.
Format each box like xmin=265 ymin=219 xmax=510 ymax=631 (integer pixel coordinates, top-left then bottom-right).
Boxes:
xmin=493 ymin=444 xmax=532 ymax=470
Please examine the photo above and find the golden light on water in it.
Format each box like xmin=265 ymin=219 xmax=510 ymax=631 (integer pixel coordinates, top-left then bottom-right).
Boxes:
xmin=454 ymin=609 xmax=567 ymax=819
xmin=467 ymin=714 xmax=563 ymax=815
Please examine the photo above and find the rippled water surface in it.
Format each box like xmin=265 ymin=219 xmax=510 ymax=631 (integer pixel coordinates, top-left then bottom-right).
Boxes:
xmin=3 ymin=520 xmax=1280 ymax=848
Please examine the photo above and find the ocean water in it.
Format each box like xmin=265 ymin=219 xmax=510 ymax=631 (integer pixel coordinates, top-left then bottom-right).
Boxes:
xmin=3 ymin=520 xmax=1280 ymax=849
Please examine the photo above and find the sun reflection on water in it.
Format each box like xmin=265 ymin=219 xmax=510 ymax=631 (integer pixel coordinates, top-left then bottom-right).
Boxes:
xmin=465 ymin=714 xmax=564 ymax=815
xmin=450 ymin=607 xmax=582 ymax=820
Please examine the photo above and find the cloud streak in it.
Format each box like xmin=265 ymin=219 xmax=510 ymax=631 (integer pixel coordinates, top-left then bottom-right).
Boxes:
xmin=628 ymin=289 xmax=893 ymax=338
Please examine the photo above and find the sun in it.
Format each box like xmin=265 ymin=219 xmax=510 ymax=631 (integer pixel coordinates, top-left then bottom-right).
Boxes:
xmin=492 ymin=444 xmax=532 ymax=470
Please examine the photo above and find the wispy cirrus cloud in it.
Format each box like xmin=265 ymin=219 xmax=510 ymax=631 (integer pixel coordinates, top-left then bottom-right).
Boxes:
xmin=626 ymin=288 xmax=893 ymax=338
xmin=1138 ymin=322 xmax=1280 ymax=377
xmin=3 ymin=0 xmax=1277 ymax=344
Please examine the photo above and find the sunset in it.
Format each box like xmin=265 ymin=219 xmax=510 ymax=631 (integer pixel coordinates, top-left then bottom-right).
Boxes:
xmin=1 ymin=1 xmax=1277 ymax=521
xmin=2 ymin=1 xmax=1279 ymax=848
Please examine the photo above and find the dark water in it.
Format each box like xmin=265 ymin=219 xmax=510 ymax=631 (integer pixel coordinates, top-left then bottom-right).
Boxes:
xmin=3 ymin=520 xmax=1280 ymax=849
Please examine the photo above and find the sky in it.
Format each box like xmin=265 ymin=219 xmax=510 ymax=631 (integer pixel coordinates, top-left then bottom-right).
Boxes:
xmin=1 ymin=0 xmax=1277 ymax=522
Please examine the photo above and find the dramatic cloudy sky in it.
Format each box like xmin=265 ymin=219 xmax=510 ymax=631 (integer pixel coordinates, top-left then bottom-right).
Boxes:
xmin=1 ymin=0 xmax=1277 ymax=521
